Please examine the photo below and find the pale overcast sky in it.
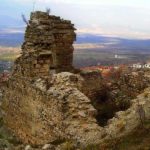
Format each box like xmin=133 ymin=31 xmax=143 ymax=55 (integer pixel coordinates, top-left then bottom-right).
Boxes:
xmin=1 ymin=0 xmax=150 ymax=39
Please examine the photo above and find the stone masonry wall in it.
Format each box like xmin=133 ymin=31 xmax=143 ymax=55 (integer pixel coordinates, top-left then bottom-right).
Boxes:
xmin=2 ymin=73 xmax=105 ymax=146
xmin=13 ymin=11 xmax=76 ymax=77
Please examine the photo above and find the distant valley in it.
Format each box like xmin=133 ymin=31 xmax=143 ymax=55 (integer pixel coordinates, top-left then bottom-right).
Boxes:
xmin=1 ymin=33 xmax=150 ymax=52
xmin=0 ymin=33 xmax=150 ymax=67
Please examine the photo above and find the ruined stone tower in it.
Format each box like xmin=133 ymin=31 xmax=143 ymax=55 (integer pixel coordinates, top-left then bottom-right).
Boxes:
xmin=13 ymin=11 xmax=76 ymax=77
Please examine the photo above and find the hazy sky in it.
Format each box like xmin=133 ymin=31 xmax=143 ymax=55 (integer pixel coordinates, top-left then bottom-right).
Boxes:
xmin=1 ymin=0 xmax=150 ymax=39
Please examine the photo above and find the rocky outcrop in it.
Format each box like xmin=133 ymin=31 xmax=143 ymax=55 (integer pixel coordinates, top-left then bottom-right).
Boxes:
xmin=105 ymin=87 xmax=150 ymax=138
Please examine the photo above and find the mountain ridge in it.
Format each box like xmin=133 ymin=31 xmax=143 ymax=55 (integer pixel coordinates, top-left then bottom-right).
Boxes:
xmin=1 ymin=32 xmax=150 ymax=52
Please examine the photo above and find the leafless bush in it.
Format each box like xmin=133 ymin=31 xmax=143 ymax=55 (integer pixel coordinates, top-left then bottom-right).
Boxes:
xmin=46 ymin=8 xmax=51 ymax=15
xmin=21 ymin=14 xmax=29 ymax=25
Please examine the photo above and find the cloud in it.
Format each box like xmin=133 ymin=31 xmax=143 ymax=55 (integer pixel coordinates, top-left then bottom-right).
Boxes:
xmin=12 ymin=0 xmax=150 ymax=8
xmin=2 ymin=0 xmax=150 ymax=40
xmin=13 ymin=0 xmax=72 ymax=4
xmin=77 ymin=27 xmax=150 ymax=39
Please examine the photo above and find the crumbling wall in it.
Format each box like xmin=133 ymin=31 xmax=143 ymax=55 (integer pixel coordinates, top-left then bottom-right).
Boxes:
xmin=2 ymin=72 xmax=150 ymax=146
xmin=79 ymin=70 xmax=103 ymax=98
xmin=2 ymin=73 xmax=105 ymax=145
xmin=13 ymin=11 xmax=76 ymax=77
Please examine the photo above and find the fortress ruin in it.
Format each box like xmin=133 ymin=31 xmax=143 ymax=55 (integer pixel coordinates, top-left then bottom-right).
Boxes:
xmin=13 ymin=11 xmax=76 ymax=77
xmin=2 ymin=11 xmax=150 ymax=148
